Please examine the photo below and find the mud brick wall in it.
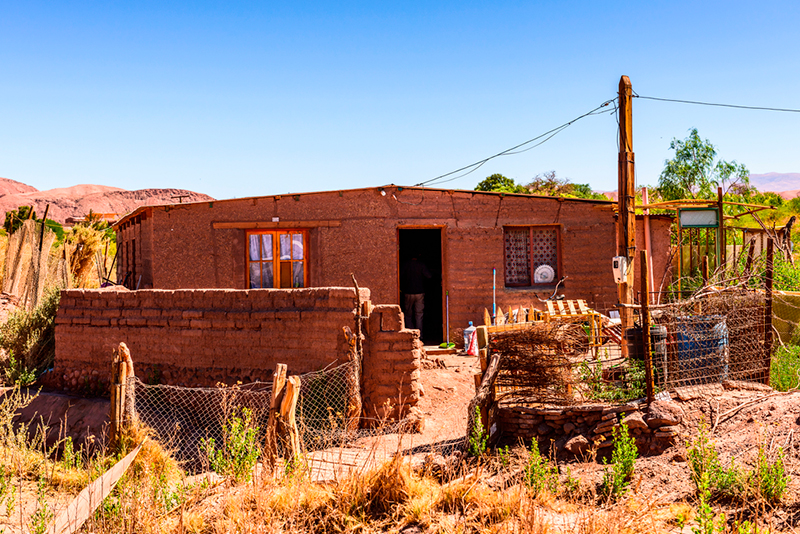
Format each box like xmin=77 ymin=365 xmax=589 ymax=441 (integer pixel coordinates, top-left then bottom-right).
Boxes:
xmin=114 ymin=188 xmax=674 ymax=344
xmin=362 ymin=304 xmax=423 ymax=421
xmin=49 ymin=287 xmax=421 ymax=420
xmin=496 ymin=400 xmax=684 ymax=456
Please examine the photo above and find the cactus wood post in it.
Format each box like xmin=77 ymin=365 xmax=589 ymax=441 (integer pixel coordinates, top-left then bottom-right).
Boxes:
xmin=265 ymin=363 xmax=288 ymax=472
xmin=280 ymin=375 xmax=302 ymax=463
xmin=109 ymin=342 xmax=134 ymax=448
xmin=640 ymin=250 xmax=654 ymax=403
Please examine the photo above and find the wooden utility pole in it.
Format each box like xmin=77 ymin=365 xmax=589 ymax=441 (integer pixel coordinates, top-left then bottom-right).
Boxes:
xmin=618 ymin=75 xmax=636 ymax=356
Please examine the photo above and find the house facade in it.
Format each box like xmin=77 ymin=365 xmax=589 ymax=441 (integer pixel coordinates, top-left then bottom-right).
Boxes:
xmin=113 ymin=185 xmax=672 ymax=344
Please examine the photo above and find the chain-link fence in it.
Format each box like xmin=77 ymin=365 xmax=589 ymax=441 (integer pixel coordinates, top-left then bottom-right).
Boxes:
xmin=131 ymin=360 xmax=411 ymax=470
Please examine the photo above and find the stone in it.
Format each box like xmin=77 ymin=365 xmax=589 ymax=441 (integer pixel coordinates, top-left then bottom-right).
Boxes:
xmin=593 ymin=419 xmax=617 ymax=433
xmin=621 ymin=411 xmax=648 ymax=431
xmin=537 ymin=423 xmax=552 ymax=435
xmin=645 ymin=400 xmax=683 ymax=428
xmin=655 ymin=425 xmax=680 ymax=436
xmin=563 ymin=422 xmax=575 ymax=434
xmin=565 ymin=435 xmax=591 ymax=455
xmin=418 ymin=383 xmax=425 ymax=397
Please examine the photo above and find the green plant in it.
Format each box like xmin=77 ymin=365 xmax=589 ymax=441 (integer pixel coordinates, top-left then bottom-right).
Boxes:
xmin=201 ymin=407 xmax=260 ymax=483
xmin=522 ymin=441 xmax=558 ymax=495
xmin=692 ymin=471 xmax=725 ymax=534
xmin=687 ymin=420 xmax=720 ymax=490
xmin=61 ymin=436 xmax=81 ymax=470
xmin=749 ymin=445 xmax=788 ymax=503
xmin=496 ymin=445 xmax=511 ymax=468
xmin=467 ymin=406 xmax=488 ymax=457
xmin=580 ymin=360 xmax=648 ymax=403
xmin=0 ymin=286 xmax=60 ymax=383
xmin=3 ymin=353 xmax=36 ymax=386
xmin=600 ymin=421 xmax=637 ymax=498
xmin=769 ymin=345 xmax=800 ymax=392
xmin=30 ymin=475 xmax=53 ymax=534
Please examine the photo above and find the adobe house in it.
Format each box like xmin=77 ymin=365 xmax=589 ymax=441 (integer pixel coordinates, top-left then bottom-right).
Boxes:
xmin=113 ymin=185 xmax=672 ymax=345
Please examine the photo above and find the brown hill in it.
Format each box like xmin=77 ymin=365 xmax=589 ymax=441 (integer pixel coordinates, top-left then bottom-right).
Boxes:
xmin=0 ymin=179 xmax=214 ymax=224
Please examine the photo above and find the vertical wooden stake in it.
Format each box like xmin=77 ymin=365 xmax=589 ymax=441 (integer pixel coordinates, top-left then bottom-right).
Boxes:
xmin=701 ymin=256 xmax=709 ymax=287
xmin=717 ymin=186 xmax=726 ymax=270
xmin=265 ymin=363 xmax=287 ymax=472
xmin=764 ymin=238 xmax=774 ymax=385
xmin=640 ymin=250 xmax=654 ymax=404
xmin=617 ymin=75 xmax=636 ymax=358
xmin=280 ymin=376 xmax=302 ymax=464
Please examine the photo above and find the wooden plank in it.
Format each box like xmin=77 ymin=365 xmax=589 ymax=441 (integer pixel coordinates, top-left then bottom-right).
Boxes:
xmin=496 ymin=307 xmax=505 ymax=326
xmin=483 ymin=308 xmax=492 ymax=326
xmin=557 ymin=300 xmax=566 ymax=315
xmin=577 ymin=300 xmax=589 ymax=313
xmin=48 ymin=441 xmax=144 ymax=534
xmin=567 ymin=300 xmax=577 ymax=315
xmin=546 ymin=301 xmax=555 ymax=315
xmin=212 ymin=220 xmax=342 ymax=229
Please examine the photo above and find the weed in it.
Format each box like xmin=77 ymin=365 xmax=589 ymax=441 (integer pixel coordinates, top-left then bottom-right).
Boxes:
xmin=769 ymin=345 xmax=800 ymax=392
xmin=3 ymin=353 xmax=36 ymax=386
xmin=749 ymin=444 xmax=788 ymax=503
xmin=61 ymin=436 xmax=81 ymax=470
xmin=522 ymin=441 xmax=558 ymax=495
xmin=692 ymin=471 xmax=725 ymax=534
xmin=201 ymin=407 xmax=260 ymax=483
xmin=600 ymin=421 xmax=637 ymax=498
xmin=496 ymin=445 xmax=511 ymax=468
xmin=29 ymin=476 xmax=53 ymax=534
xmin=0 ymin=286 xmax=60 ymax=382
xmin=580 ymin=360 xmax=648 ymax=402
xmin=467 ymin=406 xmax=487 ymax=457
xmin=687 ymin=419 xmax=720 ymax=489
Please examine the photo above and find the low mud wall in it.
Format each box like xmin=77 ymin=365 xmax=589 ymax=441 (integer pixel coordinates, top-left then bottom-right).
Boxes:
xmin=47 ymin=287 xmax=421 ymax=421
xmin=496 ymin=399 xmax=684 ymax=456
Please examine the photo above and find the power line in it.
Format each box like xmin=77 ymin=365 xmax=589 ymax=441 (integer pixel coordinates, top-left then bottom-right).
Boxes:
xmin=416 ymin=98 xmax=616 ymax=187
xmin=634 ymin=94 xmax=800 ymax=113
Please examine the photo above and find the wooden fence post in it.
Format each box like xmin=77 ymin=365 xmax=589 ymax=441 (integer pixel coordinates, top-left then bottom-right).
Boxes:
xmin=265 ymin=364 xmax=287 ymax=472
xmin=109 ymin=342 xmax=134 ymax=448
xmin=280 ymin=376 xmax=302 ymax=464
xmin=764 ymin=238 xmax=774 ymax=385
xmin=640 ymin=250 xmax=654 ymax=404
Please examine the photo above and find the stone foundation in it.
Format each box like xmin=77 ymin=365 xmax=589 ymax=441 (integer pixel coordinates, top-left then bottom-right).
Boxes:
xmin=496 ymin=399 xmax=684 ymax=455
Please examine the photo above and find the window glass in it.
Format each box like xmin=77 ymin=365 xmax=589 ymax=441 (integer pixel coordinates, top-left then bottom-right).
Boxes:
xmin=262 ymin=262 xmax=274 ymax=288
xmin=292 ymin=262 xmax=304 ymax=288
xmin=292 ymin=233 xmax=304 ymax=260
xmin=261 ymin=234 xmax=273 ymax=260
xmin=249 ymin=235 xmax=260 ymax=262
xmin=249 ymin=262 xmax=261 ymax=288
xmin=279 ymin=234 xmax=291 ymax=260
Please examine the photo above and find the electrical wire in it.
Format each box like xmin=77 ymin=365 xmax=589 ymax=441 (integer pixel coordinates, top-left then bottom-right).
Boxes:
xmin=634 ymin=94 xmax=800 ymax=113
xmin=415 ymin=98 xmax=616 ymax=187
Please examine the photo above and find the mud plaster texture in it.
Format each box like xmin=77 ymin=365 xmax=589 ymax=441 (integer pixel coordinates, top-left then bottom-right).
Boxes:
xmin=47 ymin=287 xmax=422 ymax=421
xmin=114 ymin=187 xmax=673 ymax=343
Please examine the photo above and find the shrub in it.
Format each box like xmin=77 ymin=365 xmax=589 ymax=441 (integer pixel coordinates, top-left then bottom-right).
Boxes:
xmin=522 ymin=441 xmax=558 ymax=495
xmin=749 ymin=445 xmax=788 ymax=503
xmin=600 ymin=421 xmax=637 ymax=498
xmin=770 ymin=345 xmax=800 ymax=392
xmin=201 ymin=407 xmax=260 ymax=483
xmin=467 ymin=406 xmax=487 ymax=457
xmin=0 ymin=286 xmax=60 ymax=382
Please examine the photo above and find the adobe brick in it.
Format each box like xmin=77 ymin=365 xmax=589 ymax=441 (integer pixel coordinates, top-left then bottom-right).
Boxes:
xmin=168 ymin=318 xmax=191 ymax=328
xmin=189 ymin=319 xmax=212 ymax=329
xmin=141 ymin=308 xmax=161 ymax=318
xmin=126 ymin=317 xmax=147 ymax=327
xmin=182 ymin=310 xmax=203 ymax=319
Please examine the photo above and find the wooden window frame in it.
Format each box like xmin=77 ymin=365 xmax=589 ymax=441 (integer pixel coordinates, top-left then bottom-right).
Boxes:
xmin=503 ymin=224 xmax=562 ymax=288
xmin=246 ymin=229 xmax=309 ymax=289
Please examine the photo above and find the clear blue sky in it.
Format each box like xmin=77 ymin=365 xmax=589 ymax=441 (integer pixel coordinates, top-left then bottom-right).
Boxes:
xmin=2 ymin=1 xmax=799 ymax=199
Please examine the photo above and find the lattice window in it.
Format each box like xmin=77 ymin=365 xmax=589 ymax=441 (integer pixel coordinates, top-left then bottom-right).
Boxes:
xmin=503 ymin=226 xmax=560 ymax=287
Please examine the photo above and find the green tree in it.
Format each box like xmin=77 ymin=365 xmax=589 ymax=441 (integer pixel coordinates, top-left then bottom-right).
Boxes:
xmin=3 ymin=206 xmax=37 ymax=235
xmin=475 ymin=174 xmax=528 ymax=194
xmin=525 ymin=171 xmax=608 ymax=200
xmin=658 ymin=128 xmax=749 ymax=200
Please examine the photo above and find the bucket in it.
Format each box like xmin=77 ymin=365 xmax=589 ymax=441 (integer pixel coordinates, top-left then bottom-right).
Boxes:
xmin=675 ymin=315 xmax=729 ymax=385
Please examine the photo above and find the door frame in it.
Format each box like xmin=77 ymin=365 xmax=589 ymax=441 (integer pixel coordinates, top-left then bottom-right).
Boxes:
xmin=396 ymin=225 xmax=447 ymax=343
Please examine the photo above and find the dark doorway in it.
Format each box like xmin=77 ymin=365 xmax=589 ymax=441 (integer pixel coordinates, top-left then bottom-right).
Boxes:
xmin=398 ymin=229 xmax=443 ymax=345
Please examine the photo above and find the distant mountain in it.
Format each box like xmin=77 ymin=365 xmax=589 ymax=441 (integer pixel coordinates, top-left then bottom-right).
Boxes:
xmin=0 ymin=178 xmax=214 ymax=224
xmin=749 ymin=173 xmax=800 ymax=199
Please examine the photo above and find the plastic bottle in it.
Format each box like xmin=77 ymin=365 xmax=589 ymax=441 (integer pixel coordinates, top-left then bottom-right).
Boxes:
xmin=463 ymin=321 xmax=476 ymax=350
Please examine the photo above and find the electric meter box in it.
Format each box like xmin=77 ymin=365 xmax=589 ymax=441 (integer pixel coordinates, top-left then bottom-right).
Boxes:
xmin=612 ymin=256 xmax=627 ymax=284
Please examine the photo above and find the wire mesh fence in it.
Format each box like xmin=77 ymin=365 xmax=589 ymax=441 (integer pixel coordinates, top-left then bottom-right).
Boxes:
xmin=131 ymin=360 xmax=412 ymax=470
xmin=485 ymin=287 xmax=776 ymax=408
